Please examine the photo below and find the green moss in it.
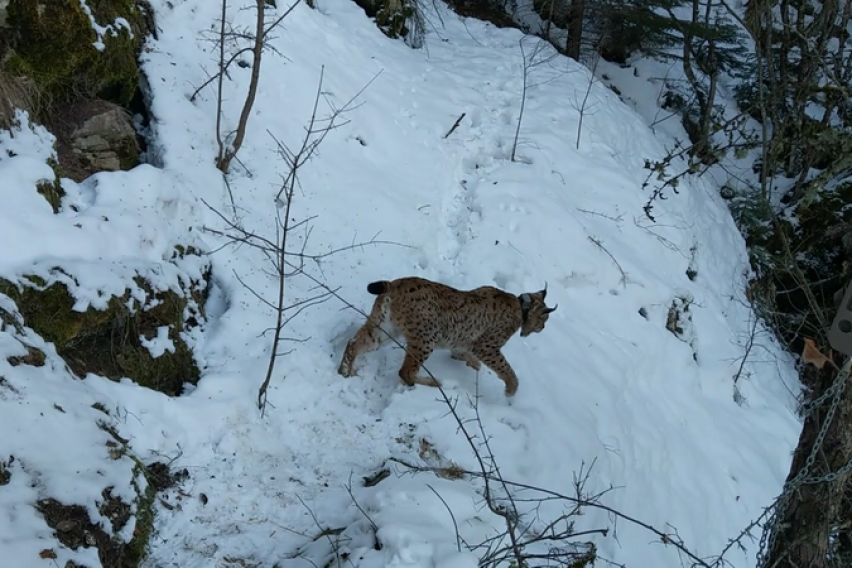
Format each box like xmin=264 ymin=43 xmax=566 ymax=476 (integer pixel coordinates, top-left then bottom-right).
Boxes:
xmin=126 ymin=459 xmax=157 ymax=566
xmin=36 ymin=157 xmax=66 ymax=213
xmin=172 ymin=244 xmax=202 ymax=259
xmin=116 ymin=136 xmax=141 ymax=171
xmin=37 ymin=463 xmax=159 ymax=568
xmin=0 ymin=304 xmax=25 ymax=335
xmin=0 ymin=265 xmax=207 ymax=396
xmin=0 ymin=278 xmax=107 ymax=346
xmin=4 ymin=0 xmax=149 ymax=109
xmin=24 ymin=274 xmax=48 ymax=287
xmin=36 ymin=181 xmax=64 ymax=213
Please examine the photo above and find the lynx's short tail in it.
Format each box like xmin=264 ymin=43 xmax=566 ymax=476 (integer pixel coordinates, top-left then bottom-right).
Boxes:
xmin=367 ymin=281 xmax=390 ymax=295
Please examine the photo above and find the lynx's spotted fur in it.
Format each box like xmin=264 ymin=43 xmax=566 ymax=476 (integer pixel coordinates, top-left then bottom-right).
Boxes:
xmin=337 ymin=277 xmax=557 ymax=396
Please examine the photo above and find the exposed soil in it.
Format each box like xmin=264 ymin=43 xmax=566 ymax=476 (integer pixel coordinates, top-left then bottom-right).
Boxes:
xmin=146 ymin=461 xmax=189 ymax=492
xmin=0 ymin=456 xmax=12 ymax=486
xmin=37 ymin=492 xmax=126 ymax=567
xmin=35 ymin=459 xmax=189 ymax=568
xmin=6 ymin=344 xmax=46 ymax=367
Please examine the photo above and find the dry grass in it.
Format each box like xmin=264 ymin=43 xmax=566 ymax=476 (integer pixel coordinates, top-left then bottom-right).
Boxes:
xmin=0 ymin=70 xmax=39 ymax=130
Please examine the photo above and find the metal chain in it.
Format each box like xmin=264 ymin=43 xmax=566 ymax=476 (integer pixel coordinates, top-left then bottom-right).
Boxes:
xmin=755 ymin=357 xmax=851 ymax=567
xmin=800 ymin=370 xmax=846 ymax=416
xmin=801 ymin=457 xmax=852 ymax=484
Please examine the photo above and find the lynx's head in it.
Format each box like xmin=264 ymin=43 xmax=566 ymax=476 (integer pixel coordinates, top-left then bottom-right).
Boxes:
xmin=519 ymin=285 xmax=558 ymax=337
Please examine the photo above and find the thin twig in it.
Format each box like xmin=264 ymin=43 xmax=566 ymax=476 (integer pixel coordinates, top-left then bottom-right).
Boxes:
xmin=588 ymin=236 xmax=628 ymax=287
xmin=576 ymin=46 xmax=601 ymax=150
xmin=443 ymin=113 xmax=466 ymax=139
xmin=427 ymin=484 xmax=462 ymax=552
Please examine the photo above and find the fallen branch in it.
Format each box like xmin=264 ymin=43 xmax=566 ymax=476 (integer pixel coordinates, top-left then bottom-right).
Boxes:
xmin=443 ymin=112 xmax=466 ymax=139
xmin=588 ymin=235 xmax=628 ymax=287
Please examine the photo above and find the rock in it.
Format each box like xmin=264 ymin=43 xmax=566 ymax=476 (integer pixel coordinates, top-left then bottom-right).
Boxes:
xmin=69 ymin=101 xmax=139 ymax=173
xmin=0 ymin=249 xmax=210 ymax=396
xmin=50 ymin=99 xmax=140 ymax=182
xmin=56 ymin=519 xmax=79 ymax=533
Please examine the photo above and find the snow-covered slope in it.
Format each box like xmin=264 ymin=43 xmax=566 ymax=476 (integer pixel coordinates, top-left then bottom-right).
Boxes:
xmin=1 ymin=1 xmax=804 ymax=567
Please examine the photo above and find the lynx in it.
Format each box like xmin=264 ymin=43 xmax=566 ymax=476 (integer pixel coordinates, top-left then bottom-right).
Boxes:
xmin=337 ymin=276 xmax=557 ymax=396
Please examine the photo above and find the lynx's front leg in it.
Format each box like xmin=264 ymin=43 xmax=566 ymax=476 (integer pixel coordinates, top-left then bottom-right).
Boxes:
xmin=471 ymin=344 xmax=519 ymax=397
xmin=338 ymin=296 xmax=390 ymax=377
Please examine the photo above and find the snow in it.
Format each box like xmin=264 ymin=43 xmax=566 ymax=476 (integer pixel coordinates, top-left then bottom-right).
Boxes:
xmin=0 ymin=310 xmax=144 ymax=568
xmin=140 ymin=326 xmax=176 ymax=357
xmin=0 ymin=1 xmax=805 ymax=567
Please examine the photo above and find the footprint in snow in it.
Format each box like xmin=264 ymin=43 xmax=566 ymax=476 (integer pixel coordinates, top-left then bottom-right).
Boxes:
xmin=498 ymin=415 xmax=529 ymax=436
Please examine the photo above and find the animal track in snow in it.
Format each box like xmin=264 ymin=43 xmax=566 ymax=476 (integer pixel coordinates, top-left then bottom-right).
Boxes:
xmin=435 ymin=75 xmax=522 ymax=263
xmin=438 ymin=178 xmax=477 ymax=262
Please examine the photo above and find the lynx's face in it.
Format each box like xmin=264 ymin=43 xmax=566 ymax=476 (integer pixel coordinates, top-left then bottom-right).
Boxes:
xmin=519 ymin=290 xmax=557 ymax=337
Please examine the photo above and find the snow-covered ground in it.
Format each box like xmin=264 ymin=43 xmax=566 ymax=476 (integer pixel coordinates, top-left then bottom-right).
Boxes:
xmin=0 ymin=0 xmax=805 ymax=567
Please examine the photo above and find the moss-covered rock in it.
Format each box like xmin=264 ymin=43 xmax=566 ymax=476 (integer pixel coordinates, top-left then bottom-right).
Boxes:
xmin=3 ymin=0 xmax=152 ymax=109
xmin=0 ymin=258 xmax=209 ymax=396
xmin=352 ymin=0 xmax=415 ymax=39
xmin=36 ymin=459 xmax=175 ymax=568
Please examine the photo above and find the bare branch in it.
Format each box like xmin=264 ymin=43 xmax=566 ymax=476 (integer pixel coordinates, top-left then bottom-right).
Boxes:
xmin=443 ymin=113 xmax=466 ymax=139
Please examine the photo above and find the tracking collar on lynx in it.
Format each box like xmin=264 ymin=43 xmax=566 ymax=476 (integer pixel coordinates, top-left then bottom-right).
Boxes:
xmin=338 ymin=276 xmax=557 ymax=396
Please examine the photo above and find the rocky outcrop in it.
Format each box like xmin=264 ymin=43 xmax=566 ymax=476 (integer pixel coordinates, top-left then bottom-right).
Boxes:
xmin=0 ymin=249 xmax=210 ymax=396
xmin=1 ymin=0 xmax=152 ymax=181
xmin=3 ymin=0 xmax=153 ymax=108
xmin=71 ymin=102 xmax=139 ymax=171
xmin=50 ymin=99 xmax=141 ymax=181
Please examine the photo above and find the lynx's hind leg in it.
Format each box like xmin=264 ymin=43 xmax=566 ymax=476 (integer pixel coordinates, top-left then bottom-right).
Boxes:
xmin=399 ymin=339 xmax=441 ymax=388
xmin=338 ymin=295 xmax=393 ymax=377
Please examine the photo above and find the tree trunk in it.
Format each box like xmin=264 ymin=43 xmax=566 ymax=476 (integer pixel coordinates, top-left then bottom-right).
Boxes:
xmin=764 ymin=362 xmax=852 ymax=568
xmin=566 ymin=0 xmax=584 ymax=61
